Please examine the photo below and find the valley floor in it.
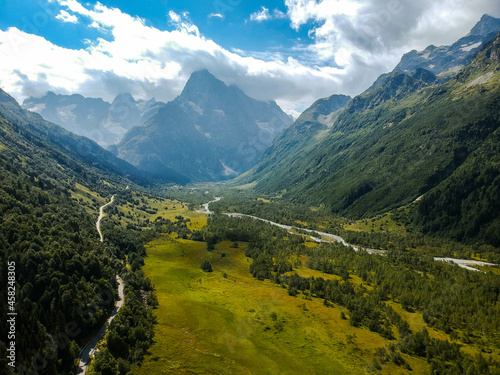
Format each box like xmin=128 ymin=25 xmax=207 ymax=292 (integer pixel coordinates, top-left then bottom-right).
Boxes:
xmin=134 ymin=236 xmax=429 ymax=374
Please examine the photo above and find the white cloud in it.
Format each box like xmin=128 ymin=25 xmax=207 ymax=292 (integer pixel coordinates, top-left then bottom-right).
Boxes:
xmin=55 ymin=10 xmax=79 ymax=23
xmin=0 ymin=0 xmax=499 ymax=116
xmin=0 ymin=0 xmax=345 ymax=114
xmin=250 ymin=7 xmax=272 ymax=22
xmin=281 ymin=0 xmax=500 ymax=98
xmin=273 ymin=9 xmax=288 ymax=19
xmin=250 ymin=7 xmax=288 ymax=22
xmin=209 ymin=13 xmax=225 ymax=19
xmin=168 ymin=11 xmax=200 ymax=36
xmin=168 ymin=10 xmax=181 ymax=23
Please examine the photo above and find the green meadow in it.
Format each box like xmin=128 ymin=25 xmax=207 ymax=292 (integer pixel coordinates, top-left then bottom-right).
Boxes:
xmin=134 ymin=236 xmax=429 ymax=374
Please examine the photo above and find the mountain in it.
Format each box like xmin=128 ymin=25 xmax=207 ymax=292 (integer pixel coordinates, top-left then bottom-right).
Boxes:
xmin=240 ymin=93 xmax=351 ymax=189
xmin=369 ymin=14 xmax=500 ymax=92
xmin=22 ymin=92 xmax=165 ymax=147
xmin=239 ymin=31 xmax=500 ymax=245
xmin=396 ymin=14 xmax=500 ymax=77
xmin=1 ymin=88 xmax=184 ymax=184
xmin=412 ymin=35 xmax=500 ymax=246
xmin=116 ymin=70 xmax=293 ymax=182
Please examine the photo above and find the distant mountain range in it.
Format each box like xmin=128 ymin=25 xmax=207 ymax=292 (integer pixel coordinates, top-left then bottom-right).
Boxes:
xmin=115 ymin=70 xmax=293 ymax=182
xmin=237 ymin=14 xmax=500 ymax=246
xmin=0 ymin=88 xmax=185 ymax=185
xmin=22 ymin=92 xmax=165 ymax=147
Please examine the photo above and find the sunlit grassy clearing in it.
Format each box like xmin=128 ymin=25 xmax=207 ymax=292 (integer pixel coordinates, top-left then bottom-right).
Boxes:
xmin=137 ymin=237 xmax=428 ymax=374
xmin=111 ymin=191 xmax=207 ymax=229
xmin=343 ymin=212 xmax=407 ymax=235
xmin=387 ymin=299 xmax=500 ymax=362
xmin=70 ymin=182 xmax=107 ymax=214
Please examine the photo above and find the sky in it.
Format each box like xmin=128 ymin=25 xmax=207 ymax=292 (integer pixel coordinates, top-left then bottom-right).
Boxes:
xmin=0 ymin=0 xmax=499 ymax=116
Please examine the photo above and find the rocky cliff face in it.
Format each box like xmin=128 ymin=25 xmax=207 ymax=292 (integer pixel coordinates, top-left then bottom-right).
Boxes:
xmin=116 ymin=70 xmax=293 ymax=182
xmin=394 ymin=14 xmax=500 ymax=77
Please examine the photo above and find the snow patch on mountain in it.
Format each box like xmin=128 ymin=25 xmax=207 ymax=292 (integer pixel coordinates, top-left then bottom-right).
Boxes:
xmin=460 ymin=41 xmax=482 ymax=52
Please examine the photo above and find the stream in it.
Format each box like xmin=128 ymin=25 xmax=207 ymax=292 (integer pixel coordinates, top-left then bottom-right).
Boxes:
xmin=200 ymin=197 xmax=496 ymax=272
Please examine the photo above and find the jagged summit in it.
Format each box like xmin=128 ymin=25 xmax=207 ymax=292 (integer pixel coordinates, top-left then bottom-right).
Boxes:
xmin=22 ymin=92 xmax=166 ymax=147
xmin=179 ymin=70 xmax=228 ymax=101
xmin=111 ymin=93 xmax=135 ymax=105
xmin=393 ymin=14 xmax=500 ymax=77
xmin=468 ymin=14 xmax=500 ymax=36
xmin=116 ymin=70 xmax=293 ymax=182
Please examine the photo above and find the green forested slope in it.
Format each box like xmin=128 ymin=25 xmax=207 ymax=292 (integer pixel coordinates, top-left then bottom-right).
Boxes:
xmin=241 ymin=35 xmax=500 ymax=247
xmin=0 ymin=92 xmax=157 ymax=374
xmin=410 ymin=36 xmax=500 ymax=246
xmin=414 ymin=128 xmax=500 ymax=246
xmin=0 ymin=88 xmax=183 ymax=185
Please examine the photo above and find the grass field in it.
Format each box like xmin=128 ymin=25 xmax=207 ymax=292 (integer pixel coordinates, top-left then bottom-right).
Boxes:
xmin=70 ymin=182 xmax=208 ymax=231
xmin=135 ymin=236 xmax=429 ymax=374
xmin=343 ymin=212 xmax=407 ymax=235
xmin=113 ymin=192 xmax=207 ymax=230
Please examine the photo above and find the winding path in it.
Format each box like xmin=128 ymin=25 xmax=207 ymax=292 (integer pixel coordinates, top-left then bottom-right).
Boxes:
xmin=77 ymin=275 xmax=124 ymax=374
xmin=96 ymin=195 xmax=115 ymax=242
xmin=200 ymin=197 xmax=496 ymax=271
xmin=77 ymin=195 xmax=122 ymax=374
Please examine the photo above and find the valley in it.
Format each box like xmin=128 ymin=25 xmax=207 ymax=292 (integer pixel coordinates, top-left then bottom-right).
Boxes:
xmin=0 ymin=9 xmax=499 ymax=375
xmin=204 ymin=197 xmax=497 ymax=271
xmin=128 ymin=190 xmax=499 ymax=374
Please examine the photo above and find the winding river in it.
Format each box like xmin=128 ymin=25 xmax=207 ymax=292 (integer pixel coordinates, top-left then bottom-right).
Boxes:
xmin=199 ymin=197 xmax=496 ymax=272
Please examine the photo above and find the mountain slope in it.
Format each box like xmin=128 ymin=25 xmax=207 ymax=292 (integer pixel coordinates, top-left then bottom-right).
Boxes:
xmin=116 ymin=70 xmax=293 ymax=182
xmin=1 ymin=89 xmax=184 ymax=184
xmin=22 ymin=92 xmax=165 ymax=147
xmin=237 ymin=93 xmax=351 ymax=187
xmin=412 ymin=35 xmax=500 ymax=246
xmin=0 ymin=87 xmax=163 ymax=374
xmin=241 ymin=33 xmax=500 ymax=238
xmin=397 ymin=14 xmax=500 ymax=77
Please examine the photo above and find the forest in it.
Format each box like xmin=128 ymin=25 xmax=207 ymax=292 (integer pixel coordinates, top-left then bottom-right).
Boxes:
xmin=0 ymin=110 xmax=163 ymax=374
xmin=195 ymin=213 xmax=500 ymax=374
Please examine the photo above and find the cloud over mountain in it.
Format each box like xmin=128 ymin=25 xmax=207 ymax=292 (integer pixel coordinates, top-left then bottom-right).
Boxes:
xmin=0 ymin=0 xmax=498 ymax=114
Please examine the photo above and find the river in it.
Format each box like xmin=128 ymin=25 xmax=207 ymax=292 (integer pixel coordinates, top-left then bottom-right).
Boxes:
xmin=200 ymin=197 xmax=495 ymax=271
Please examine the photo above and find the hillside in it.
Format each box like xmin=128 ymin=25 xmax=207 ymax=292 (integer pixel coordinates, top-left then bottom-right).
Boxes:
xmin=238 ymin=33 xmax=500 ymax=246
xmin=0 ymin=88 xmax=166 ymax=373
xmin=116 ymin=70 xmax=293 ymax=182
xmin=412 ymin=35 xmax=500 ymax=246
xmin=1 ymin=89 xmax=185 ymax=185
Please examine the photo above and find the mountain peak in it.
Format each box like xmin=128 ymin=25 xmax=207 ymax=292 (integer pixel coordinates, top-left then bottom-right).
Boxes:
xmin=180 ymin=70 xmax=227 ymax=99
xmin=468 ymin=14 xmax=500 ymax=37
xmin=0 ymin=88 xmax=19 ymax=105
xmin=392 ymin=14 xmax=500 ymax=77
